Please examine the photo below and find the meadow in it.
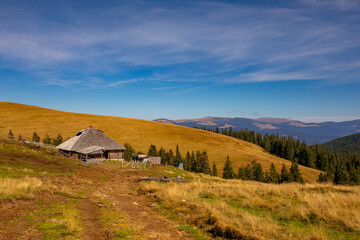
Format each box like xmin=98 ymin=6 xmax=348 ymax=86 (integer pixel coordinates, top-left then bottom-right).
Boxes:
xmin=0 ymin=102 xmax=321 ymax=181
xmin=140 ymin=171 xmax=360 ymax=240
xmin=0 ymin=140 xmax=359 ymax=239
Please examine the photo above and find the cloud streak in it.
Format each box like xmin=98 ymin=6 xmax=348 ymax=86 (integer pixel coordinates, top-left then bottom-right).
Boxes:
xmin=0 ymin=0 xmax=359 ymax=87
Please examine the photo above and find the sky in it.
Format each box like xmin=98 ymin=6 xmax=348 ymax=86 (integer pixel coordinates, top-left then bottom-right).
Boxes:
xmin=0 ymin=0 xmax=360 ymax=122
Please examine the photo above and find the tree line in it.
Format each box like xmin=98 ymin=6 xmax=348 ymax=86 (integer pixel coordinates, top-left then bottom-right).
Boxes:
xmin=223 ymin=157 xmax=304 ymax=183
xmin=7 ymin=130 xmax=64 ymax=146
xmin=124 ymin=142 xmax=303 ymax=184
xmin=123 ymin=143 xmax=218 ymax=176
xmin=198 ymin=126 xmax=360 ymax=185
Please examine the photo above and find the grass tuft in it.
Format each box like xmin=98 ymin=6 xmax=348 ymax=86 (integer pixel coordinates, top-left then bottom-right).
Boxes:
xmin=0 ymin=177 xmax=43 ymax=200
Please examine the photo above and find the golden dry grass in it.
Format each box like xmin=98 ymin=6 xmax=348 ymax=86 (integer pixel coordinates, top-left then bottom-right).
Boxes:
xmin=140 ymin=173 xmax=360 ymax=240
xmin=0 ymin=176 xmax=43 ymax=199
xmin=0 ymin=102 xmax=321 ymax=181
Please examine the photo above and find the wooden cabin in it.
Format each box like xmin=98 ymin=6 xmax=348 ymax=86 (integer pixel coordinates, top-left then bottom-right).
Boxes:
xmin=56 ymin=127 xmax=125 ymax=161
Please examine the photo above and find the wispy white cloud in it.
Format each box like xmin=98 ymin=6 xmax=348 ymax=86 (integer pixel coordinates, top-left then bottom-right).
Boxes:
xmin=299 ymin=0 xmax=360 ymax=10
xmin=106 ymin=78 xmax=139 ymax=87
xmin=0 ymin=0 xmax=359 ymax=85
xmin=44 ymin=78 xmax=82 ymax=88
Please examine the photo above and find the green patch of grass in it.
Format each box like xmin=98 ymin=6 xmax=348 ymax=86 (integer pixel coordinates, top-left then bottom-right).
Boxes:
xmin=35 ymin=200 xmax=81 ymax=240
xmin=151 ymin=201 xmax=182 ymax=222
xmin=176 ymin=224 xmax=211 ymax=240
xmin=22 ymin=214 xmax=35 ymax=221
xmin=54 ymin=189 xmax=88 ymax=199
xmin=199 ymin=192 xmax=217 ymax=203
xmin=100 ymin=203 xmax=144 ymax=239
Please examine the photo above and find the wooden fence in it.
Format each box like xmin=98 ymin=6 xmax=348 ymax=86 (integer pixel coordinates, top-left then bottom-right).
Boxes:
xmin=120 ymin=159 xmax=148 ymax=169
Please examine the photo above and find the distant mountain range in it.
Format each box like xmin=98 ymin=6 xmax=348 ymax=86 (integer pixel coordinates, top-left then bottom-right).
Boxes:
xmin=154 ymin=117 xmax=360 ymax=144
xmin=322 ymin=133 xmax=360 ymax=156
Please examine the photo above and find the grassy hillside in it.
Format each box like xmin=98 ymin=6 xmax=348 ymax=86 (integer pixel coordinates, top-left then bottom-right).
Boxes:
xmin=140 ymin=170 xmax=360 ymax=240
xmin=0 ymin=102 xmax=321 ymax=182
xmin=1 ymin=140 xmax=359 ymax=240
xmin=322 ymin=133 xmax=360 ymax=156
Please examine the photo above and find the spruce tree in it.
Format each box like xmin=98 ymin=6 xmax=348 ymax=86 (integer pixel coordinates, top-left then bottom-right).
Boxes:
xmin=8 ymin=129 xmax=14 ymax=139
xmin=263 ymin=134 xmax=271 ymax=151
xmin=168 ymin=149 xmax=174 ymax=165
xmin=175 ymin=145 xmax=183 ymax=165
xmin=212 ymin=161 xmax=218 ymax=176
xmin=268 ymin=163 xmax=279 ymax=183
xmin=245 ymin=163 xmax=254 ymax=180
xmin=185 ymin=151 xmax=191 ymax=171
xmin=53 ymin=134 xmax=63 ymax=146
xmin=290 ymin=162 xmax=304 ymax=183
xmin=124 ymin=142 xmax=135 ymax=160
xmin=252 ymin=161 xmax=264 ymax=182
xmin=223 ymin=155 xmax=235 ymax=179
xmin=237 ymin=167 xmax=246 ymax=180
xmin=148 ymin=144 xmax=157 ymax=156
xmin=201 ymin=151 xmax=211 ymax=175
xmin=334 ymin=164 xmax=350 ymax=185
xmin=43 ymin=134 xmax=51 ymax=144
xmin=280 ymin=164 xmax=290 ymax=183
xmin=317 ymin=173 xmax=329 ymax=183
xmin=158 ymin=147 xmax=166 ymax=164
xmin=190 ymin=151 xmax=196 ymax=172
xmin=32 ymin=132 xmax=40 ymax=142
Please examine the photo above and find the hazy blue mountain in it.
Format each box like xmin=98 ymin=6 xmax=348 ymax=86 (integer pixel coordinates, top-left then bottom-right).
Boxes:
xmin=154 ymin=117 xmax=360 ymax=144
xmin=322 ymin=133 xmax=360 ymax=156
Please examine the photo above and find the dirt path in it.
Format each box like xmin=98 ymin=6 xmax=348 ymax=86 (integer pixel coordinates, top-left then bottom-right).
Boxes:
xmin=0 ymin=165 xmax=190 ymax=240
xmin=75 ymin=165 xmax=189 ymax=240
xmin=97 ymin=167 xmax=188 ymax=240
xmin=78 ymin=197 xmax=108 ymax=240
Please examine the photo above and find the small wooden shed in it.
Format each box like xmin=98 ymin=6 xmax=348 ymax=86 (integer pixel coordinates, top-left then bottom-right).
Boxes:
xmin=56 ymin=127 xmax=126 ymax=161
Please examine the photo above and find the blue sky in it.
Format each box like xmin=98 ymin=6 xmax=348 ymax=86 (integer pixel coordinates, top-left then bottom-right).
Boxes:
xmin=0 ymin=0 xmax=360 ymax=122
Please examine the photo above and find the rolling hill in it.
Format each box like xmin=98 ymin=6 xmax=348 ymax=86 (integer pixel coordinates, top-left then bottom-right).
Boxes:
xmin=155 ymin=117 xmax=360 ymax=144
xmin=322 ymin=133 xmax=360 ymax=156
xmin=0 ymin=102 xmax=321 ymax=181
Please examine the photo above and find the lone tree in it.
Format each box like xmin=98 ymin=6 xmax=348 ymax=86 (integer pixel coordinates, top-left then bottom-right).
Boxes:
xmin=32 ymin=132 xmax=40 ymax=142
xmin=223 ymin=155 xmax=235 ymax=179
xmin=8 ymin=129 xmax=14 ymax=139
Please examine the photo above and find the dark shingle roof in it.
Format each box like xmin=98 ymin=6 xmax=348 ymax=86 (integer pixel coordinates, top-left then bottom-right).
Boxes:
xmin=56 ymin=127 xmax=125 ymax=153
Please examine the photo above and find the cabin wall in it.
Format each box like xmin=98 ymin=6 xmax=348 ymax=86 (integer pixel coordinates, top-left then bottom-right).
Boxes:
xmin=107 ymin=150 xmax=124 ymax=160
